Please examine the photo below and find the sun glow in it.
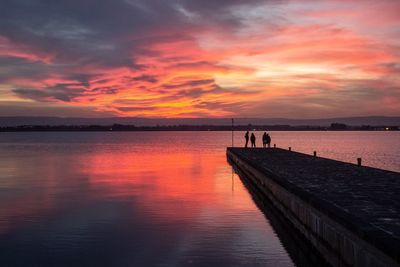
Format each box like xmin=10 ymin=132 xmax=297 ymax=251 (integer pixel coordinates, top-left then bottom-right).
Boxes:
xmin=1 ymin=0 xmax=399 ymax=117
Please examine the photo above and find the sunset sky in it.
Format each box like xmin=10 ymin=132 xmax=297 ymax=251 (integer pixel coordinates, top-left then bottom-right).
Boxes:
xmin=0 ymin=0 xmax=399 ymax=118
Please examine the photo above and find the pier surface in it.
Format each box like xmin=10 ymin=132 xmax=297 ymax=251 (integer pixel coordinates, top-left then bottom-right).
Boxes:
xmin=227 ymin=147 xmax=400 ymax=267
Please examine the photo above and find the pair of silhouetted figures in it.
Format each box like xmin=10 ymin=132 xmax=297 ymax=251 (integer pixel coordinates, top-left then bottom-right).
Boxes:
xmin=244 ymin=131 xmax=271 ymax=148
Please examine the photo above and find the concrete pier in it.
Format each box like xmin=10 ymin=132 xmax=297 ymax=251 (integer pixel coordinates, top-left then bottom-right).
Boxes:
xmin=227 ymin=147 xmax=400 ymax=267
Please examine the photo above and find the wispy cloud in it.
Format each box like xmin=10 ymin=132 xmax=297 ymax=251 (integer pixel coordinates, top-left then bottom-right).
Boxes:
xmin=0 ymin=0 xmax=399 ymax=117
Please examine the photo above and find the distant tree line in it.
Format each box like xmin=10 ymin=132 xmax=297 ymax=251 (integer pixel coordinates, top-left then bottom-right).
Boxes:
xmin=0 ymin=123 xmax=398 ymax=132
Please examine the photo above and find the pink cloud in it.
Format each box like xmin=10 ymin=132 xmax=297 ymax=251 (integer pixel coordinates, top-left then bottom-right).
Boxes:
xmin=1 ymin=0 xmax=399 ymax=117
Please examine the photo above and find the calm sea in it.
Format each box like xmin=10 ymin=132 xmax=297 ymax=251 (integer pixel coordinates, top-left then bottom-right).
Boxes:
xmin=0 ymin=131 xmax=399 ymax=267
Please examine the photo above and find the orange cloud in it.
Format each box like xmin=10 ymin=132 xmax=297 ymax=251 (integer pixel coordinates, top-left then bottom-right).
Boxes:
xmin=1 ymin=0 xmax=399 ymax=117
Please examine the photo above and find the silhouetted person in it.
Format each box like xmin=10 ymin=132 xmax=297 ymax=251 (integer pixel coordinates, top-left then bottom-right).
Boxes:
xmin=262 ymin=132 xmax=267 ymax=147
xmin=244 ymin=131 xmax=249 ymax=148
xmin=266 ymin=133 xmax=271 ymax=147
xmin=250 ymin=133 xmax=256 ymax=147
xmin=263 ymin=132 xmax=271 ymax=148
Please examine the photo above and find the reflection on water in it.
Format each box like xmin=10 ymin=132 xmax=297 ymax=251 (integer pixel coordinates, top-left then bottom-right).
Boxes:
xmin=0 ymin=131 xmax=398 ymax=266
xmin=0 ymin=132 xmax=295 ymax=267
xmin=230 ymin=160 xmax=331 ymax=267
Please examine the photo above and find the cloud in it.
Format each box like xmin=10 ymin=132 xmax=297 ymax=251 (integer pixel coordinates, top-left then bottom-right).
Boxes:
xmin=13 ymin=83 xmax=86 ymax=102
xmin=126 ymin=75 xmax=159 ymax=84
xmin=0 ymin=0 xmax=399 ymax=117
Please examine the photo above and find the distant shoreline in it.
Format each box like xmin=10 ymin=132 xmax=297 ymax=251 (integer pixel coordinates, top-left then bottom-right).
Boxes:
xmin=1 ymin=124 xmax=398 ymax=132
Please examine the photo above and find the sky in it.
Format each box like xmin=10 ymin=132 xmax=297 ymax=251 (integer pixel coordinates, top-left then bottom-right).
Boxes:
xmin=0 ymin=0 xmax=399 ymax=118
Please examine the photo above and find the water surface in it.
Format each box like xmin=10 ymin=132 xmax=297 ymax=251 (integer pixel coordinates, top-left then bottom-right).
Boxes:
xmin=0 ymin=131 xmax=399 ymax=266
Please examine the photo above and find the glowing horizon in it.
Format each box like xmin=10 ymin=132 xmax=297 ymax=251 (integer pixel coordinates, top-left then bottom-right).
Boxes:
xmin=0 ymin=0 xmax=399 ymax=118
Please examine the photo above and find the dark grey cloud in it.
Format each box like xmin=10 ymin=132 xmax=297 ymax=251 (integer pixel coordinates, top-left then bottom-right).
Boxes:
xmin=175 ymin=88 xmax=207 ymax=98
xmin=1 ymin=0 xmax=174 ymax=69
xmin=0 ymin=0 xmax=268 ymax=69
xmin=0 ymin=101 xmax=114 ymax=117
xmin=0 ymin=56 xmax=103 ymax=87
xmin=90 ymin=86 xmax=120 ymax=95
xmin=13 ymin=83 xmax=86 ymax=102
xmin=124 ymin=74 xmax=159 ymax=84
xmin=0 ymin=57 xmax=52 ymax=82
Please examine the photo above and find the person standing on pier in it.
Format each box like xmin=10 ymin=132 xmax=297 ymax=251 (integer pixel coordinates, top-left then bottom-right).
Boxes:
xmin=266 ymin=133 xmax=271 ymax=148
xmin=244 ymin=131 xmax=249 ymax=148
xmin=262 ymin=132 xmax=268 ymax=147
xmin=251 ymin=133 xmax=256 ymax=147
